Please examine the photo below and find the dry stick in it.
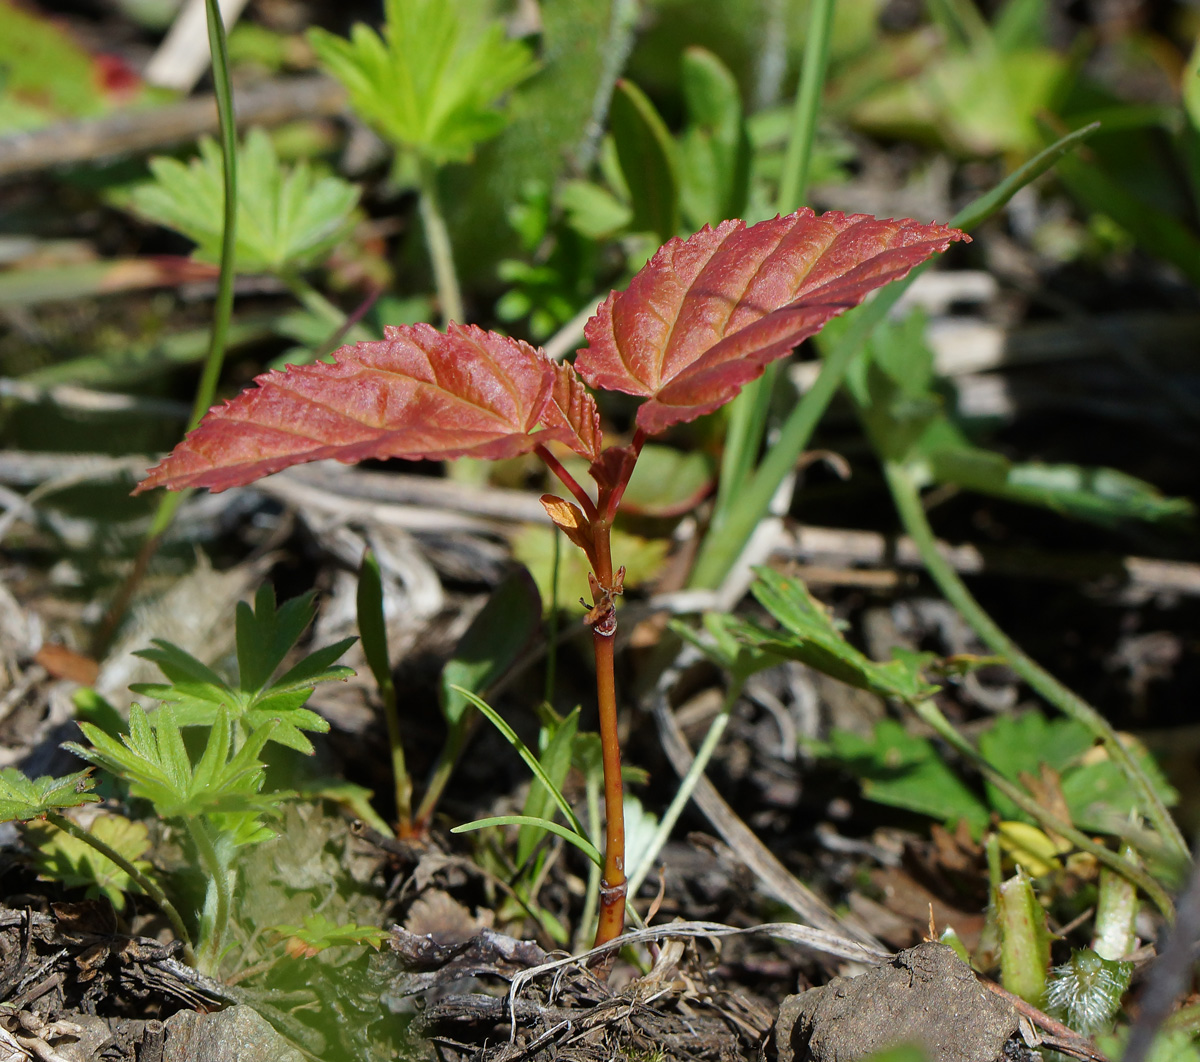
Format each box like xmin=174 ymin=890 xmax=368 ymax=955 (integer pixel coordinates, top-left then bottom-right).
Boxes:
xmin=648 ymin=654 xmax=882 ymax=946
xmin=978 ymin=980 xmax=1110 ymax=1062
xmin=0 ymin=76 xmax=347 ymax=180
xmin=506 ymin=919 xmax=890 ymax=1041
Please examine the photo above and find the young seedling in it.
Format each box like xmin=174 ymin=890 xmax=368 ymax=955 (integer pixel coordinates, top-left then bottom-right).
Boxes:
xmin=134 ymin=209 xmax=966 ymax=947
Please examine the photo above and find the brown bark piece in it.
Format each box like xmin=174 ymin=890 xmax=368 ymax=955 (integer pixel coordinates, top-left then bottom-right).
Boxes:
xmin=776 ymin=942 xmax=1016 ymax=1062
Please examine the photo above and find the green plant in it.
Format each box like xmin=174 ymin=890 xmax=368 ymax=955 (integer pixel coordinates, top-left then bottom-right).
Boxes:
xmin=308 ymin=0 xmax=537 ymax=325
xmin=1 ymin=586 xmax=354 ymax=976
xmin=679 ymin=565 xmax=1176 ymax=916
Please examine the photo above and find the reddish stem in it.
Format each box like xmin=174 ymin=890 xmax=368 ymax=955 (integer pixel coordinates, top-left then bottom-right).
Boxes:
xmin=536 ymin=444 xmax=598 ymax=521
xmin=590 ymin=516 xmax=626 ymax=948
xmin=603 ymin=428 xmax=648 ymax=520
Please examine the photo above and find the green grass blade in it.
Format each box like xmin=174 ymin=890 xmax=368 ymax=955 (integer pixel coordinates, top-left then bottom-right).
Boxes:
xmin=710 ymin=0 xmax=835 ymax=550
xmin=776 ymin=0 xmax=835 ymax=212
xmin=451 ymin=815 xmax=602 ymax=867
xmin=448 ymin=685 xmax=587 ymax=839
xmin=146 ymin=0 xmax=238 ymax=545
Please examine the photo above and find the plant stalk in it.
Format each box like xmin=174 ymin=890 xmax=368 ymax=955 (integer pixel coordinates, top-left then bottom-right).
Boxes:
xmin=885 ymin=460 xmax=1188 ymax=863
xmin=416 ymin=156 xmax=464 ymax=327
xmin=590 ymin=517 xmax=626 ymax=948
xmin=45 ymin=811 xmax=195 ymax=966
xmin=185 ymin=818 xmax=234 ymax=976
xmin=412 ymin=715 xmax=473 ymax=833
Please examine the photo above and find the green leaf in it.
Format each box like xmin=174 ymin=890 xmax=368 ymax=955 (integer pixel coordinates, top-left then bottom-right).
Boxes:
xmin=678 ymin=46 xmax=751 ymax=229
xmin=125 ymin=128 xmax=359 ymax=274
xmin=557 ymin=179 xmax=633 ymax=240
xmin=451 ymin=687 xmax=588 ymax=840
xmin=452 ymin=815 xmax=601 ymax=867
xmin=610 ymin=79 xmax=680 ymax=244
xmin=621 ymin=445 xmax=715 ymax=517
xmin=272 ymin=912 xmax=387 ymax=955
xmin=670 ymin=612 xmax=784 ymax=683
xmin=356 ymin=549 xmax=392 ymax=694
xmin=133 ymin=640 xmax=227 ymax=691
xmin=740 ymin=567 xmax=941 ymax=702
xmin=237 ymin=586 xmax=316 ymax=693
xmin=25 ymin=813 xmax=153 ymax=911
xmin=0 ymin=768 xmax=98 ymax=823
xmin=68 ymin=706 xmax=278 ymax=828
xmin=440 ymin=570 xmax=541 ymax=727
xmin=308 ymin=0 xmax=536 ymax=165
xmin=978 ymin=711 xmax=1095 ymax=819
xmin=132 ymin=587 xmax=353 ymax=749
xmin=856 ymin=313 xmax=1193 ymax=527
xmin=72 ymin=688 xmax=127 ymax=741
xmin=517 ymin=708 xmax=579 ymax=868
xmin=824 ymin=720 xmax=989 ymax=832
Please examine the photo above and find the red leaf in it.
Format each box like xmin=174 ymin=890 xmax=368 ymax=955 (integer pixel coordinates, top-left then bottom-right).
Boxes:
xmin=576 ymin=210 xmax=968 ymax=434
xmin=537 ymin=361 xmax=602 ymax=462
xmin=136 ymin=324 xmax=565 ymax=493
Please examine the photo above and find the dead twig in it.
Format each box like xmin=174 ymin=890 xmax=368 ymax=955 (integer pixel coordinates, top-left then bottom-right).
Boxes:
xmin=0 ymin=76 xmax=346 ymax=179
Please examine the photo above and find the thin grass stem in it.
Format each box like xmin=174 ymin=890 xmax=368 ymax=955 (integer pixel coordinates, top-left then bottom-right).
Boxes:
xmin=626 ymin=680 xmax=741 ymax=898
xmin=885 ymin=460 xmax=1188 ymax=864
xmin=99 ymin=0 xmax=239 ymax=647
xmin=416 ymin=157 xmax=464 ymax=327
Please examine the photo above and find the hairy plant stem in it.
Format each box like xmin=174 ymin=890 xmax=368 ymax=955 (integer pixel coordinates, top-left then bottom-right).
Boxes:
xmin=590 ymin=517 xmax=626 ymax=948
xmin=44 ymin=811 xmax=195 ymax=965
xmin=416 ymin=157 xmax=464 ymax=327
xmin=884 ymin=460 xmax=1189 ymax=864
xmin=185 ymin=819 xmax=233 ymax=976
xmin=908 ymin=698 xmax=1175 ymax=920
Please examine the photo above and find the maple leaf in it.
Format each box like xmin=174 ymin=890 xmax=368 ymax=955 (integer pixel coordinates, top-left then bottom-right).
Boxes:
xmin=137 ymin=324 xmax=579 ymax=493
xmin=576 ymin=209 xmax=968 ymax=434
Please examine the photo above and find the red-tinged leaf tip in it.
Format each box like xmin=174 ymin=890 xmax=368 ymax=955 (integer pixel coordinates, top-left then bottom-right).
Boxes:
xmin=576 ymin=209 xmax=968 ymax=434
xmin=136 ymin=323 xmax=570 ymax=494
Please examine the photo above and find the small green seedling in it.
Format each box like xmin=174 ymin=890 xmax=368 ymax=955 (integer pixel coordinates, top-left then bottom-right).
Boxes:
xmin=1 ymin=586 xmax=354 ymax=976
